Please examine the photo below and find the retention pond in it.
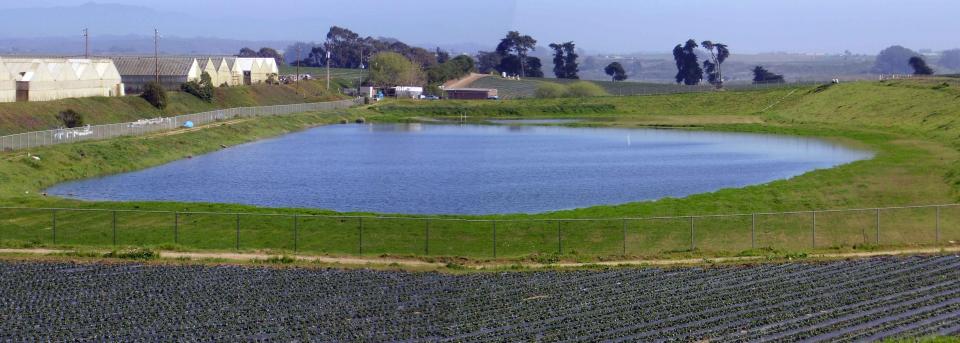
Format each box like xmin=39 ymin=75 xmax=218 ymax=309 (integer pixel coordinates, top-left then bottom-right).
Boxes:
xmin=48 ymin=123 xmax=872 ymax=214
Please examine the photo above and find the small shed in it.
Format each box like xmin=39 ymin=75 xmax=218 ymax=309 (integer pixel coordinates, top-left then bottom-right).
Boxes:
xmin=445 ymin=88 xmax=497 ymax=100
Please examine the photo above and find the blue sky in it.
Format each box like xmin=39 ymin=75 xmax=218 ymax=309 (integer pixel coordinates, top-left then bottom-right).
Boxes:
xmin=2 ymin=0 xmax=958 ymax=54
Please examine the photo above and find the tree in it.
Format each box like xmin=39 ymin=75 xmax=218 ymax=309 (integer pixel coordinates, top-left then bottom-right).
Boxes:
xmin=939 ymin=49 xmax=960 ymax=69
xmin=673 ymin=39 xmax=703 ymax=85
xmin=56 ymin=109 xmax=84 ymax=128
xmin=873 ymin=45 xmax=920 ymax=74
xmin=141 ymin=81 xmax=167 ymax=109
xmin=909 ymin=56 xmax=934 ymax=75
xmin=550 ymin=43 xmax=566 ymax=78
xmin=257 ymin=47 xmax=284 ymax=66
xmin=435 ymin=48 xmax=450 ymax=64
xmin=752 ymin=66 xmax=785 ymax=84
xmin=181 ymin=72 xmax=214 ymax=102
xmin=495 ymin=31 xmax=537 ymax=76
xmin=548 ymin=42 xmax=579 ymax=79
xmin=604 ymin=62 xmax=627 ymax=81
xmin=238 ymin=47 xmax=257 ymax=57
xmin=476 ymin=51 xmax=502 ymax=73
xmin=366 ymin=52 xmax=425 ymax=87
xmin=701 ymin=41 xmax=730 ymax=88
xmin=426 ymin=55 xmax=476 ymax=86
xmin=523 ymin=57 xmax=544 ymax=77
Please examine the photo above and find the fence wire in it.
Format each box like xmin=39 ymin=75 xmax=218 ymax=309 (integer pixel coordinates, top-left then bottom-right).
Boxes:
xmin=1 ymin=204 xmax=957 ymax=258
xmin=0 ymin=98 xmax=361 ymax=152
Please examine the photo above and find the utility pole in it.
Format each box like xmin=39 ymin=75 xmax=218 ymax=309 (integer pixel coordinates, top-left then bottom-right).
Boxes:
xmin=326 ymin=50 xmax=331 ymax=90
xmin=296 ymin=45 xmax=301 ymax=94
xmin=154 ymin=29 xmax=160 ymax=83
xmin=82 ymin=28 xmax=89 ymax=58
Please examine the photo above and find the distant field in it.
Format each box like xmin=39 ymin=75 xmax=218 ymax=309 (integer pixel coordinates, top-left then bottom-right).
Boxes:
xmin=466 ymin=75 xmax=808 ymax=99
xmin=278 ymin=66 xmax=367 ymax=84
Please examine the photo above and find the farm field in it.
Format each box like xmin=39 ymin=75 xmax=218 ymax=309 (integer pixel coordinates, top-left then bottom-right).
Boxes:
xmin=0 ymin=255 xmax=958 ymax=341
xmin=278 ymin=66 xmax=367 ymax=84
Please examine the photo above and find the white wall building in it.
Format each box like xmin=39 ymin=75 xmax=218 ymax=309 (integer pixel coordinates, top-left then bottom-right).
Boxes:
xmin=0 ymin=57 xmax=124 ymax=102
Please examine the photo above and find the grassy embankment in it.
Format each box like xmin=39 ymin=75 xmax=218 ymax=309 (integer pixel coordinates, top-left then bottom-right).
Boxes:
xmin=1 ymin=78 xmax=959 ymax=261
xmin=0 ymin=79 xmax=348 ymax=135
xmin=467 ymin=74 xmax=796 ymax=99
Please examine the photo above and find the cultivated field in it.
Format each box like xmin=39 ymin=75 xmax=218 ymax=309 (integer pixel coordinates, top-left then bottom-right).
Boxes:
xmin=0 ymin=255 xmax=957 ymax=341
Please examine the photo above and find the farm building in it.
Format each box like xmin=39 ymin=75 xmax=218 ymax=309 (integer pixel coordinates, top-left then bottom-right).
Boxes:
xmin=110 ymin=56 xmax=200 ymax=93
xmin=0 ymin=61 xmax=13 ymax=102
xmin=445 ymin=88 xmax=497 ymax=100
xmin=233 ymin=58 xmax=279 ymax=85
xmin=0 ymin=57 xmax=124 ymax=102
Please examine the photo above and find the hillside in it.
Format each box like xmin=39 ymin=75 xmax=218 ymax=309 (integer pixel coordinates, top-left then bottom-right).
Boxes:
xmin=465 ymin=75 xmax=797 ymax=99
xmin=0 ymin=80 xmax=349 ymax=135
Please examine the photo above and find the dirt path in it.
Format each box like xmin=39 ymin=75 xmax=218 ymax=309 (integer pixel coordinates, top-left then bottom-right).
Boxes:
xmin=1 ymin=247 xmax=957 ymax=270
xmin=145 ymin=118 xmax=252 ymax=138
xmin=443 ymin=73 xmax=488 ymax=89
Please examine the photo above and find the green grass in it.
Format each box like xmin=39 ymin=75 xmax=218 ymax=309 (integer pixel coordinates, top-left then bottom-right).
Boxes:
xmin=1 ymin=78 xmax=960 ymax=261
xmin=467 ymin=75 xmax=799 ymax=99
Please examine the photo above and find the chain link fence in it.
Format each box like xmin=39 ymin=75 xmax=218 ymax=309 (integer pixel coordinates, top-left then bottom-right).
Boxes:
xmin=1 ymin=204 xmax=957 ymax=258
xmin=0 ymin=98 xmax=361 ymax=152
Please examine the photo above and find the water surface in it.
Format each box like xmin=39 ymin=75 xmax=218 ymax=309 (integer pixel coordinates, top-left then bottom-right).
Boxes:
xmin=48 ymin=123 xmax=872 ymax=214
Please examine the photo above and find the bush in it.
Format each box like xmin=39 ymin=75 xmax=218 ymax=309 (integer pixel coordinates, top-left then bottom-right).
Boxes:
xmin=141 ymin=81 xmax=167 ymax=109
xmin=55 ymin=109 xmax=84 ymax=128
xmin=181 ymin=72 xmax=214 ymax=102
xmin=534 ymin=83 xmax=568 ymax=98
xmin=535 ymin=81 xmax=608 ymax=98
xmin=565 ymin=81 xmax=608 ymax=97
xmin=103 ymin=248 xmax=157 ymax=260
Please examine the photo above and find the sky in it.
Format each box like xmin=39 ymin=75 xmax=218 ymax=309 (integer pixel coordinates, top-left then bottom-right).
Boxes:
xmin=1 ymin=0 xmax=958 ymax=54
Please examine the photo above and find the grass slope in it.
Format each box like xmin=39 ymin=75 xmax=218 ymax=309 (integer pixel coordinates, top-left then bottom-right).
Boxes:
xmin=467 ymin=75 xmax=799 ymax=99
xmin=0 ymin=80 xmax=347 ymax=135
xmin=1 ymin=79 xmax=959 ymax=261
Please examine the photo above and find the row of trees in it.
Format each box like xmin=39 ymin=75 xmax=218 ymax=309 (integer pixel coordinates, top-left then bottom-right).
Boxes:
xmin=288 ymin=26 xmax=442 ymax=69
xmin=238 ymin=47 xmax=284 ymax=66
xmin=673 ymin=39 xmax=730 ymax=87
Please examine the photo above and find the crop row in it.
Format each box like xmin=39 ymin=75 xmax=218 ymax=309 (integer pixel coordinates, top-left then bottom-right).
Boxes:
xmin=0 ymin=255 xmax=957 ymax=341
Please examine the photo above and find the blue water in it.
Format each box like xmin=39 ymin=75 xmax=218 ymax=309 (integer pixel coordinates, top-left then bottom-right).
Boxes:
xmin=47 ymin=123 xmax=872 ymax=215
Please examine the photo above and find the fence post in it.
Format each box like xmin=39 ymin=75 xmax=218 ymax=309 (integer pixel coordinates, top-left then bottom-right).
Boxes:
xmin=424 ymin=219 xmax=430 ymax=255
xmin=811 ymin=211 xmax=816 ymax=249
xmin=689 ymin=217 xmax=695 ymax=251
xmin=875 ymin=208 xmax=881 ymax=245
xmin=358 ymin=217 xmax=363 ymax=255
xmin=293 ymin=215 xmax=299 ymax=253
xmin=936 ymin=206 xmax=941 ymax=245
xmin=174 ymin=212 xmax=179 ymax=245
xmin=557 ymin=220 xmax=562 ymax=255
xmin=235 ymin=213 xmax=240 ymax=250
xmin=112 ymin=210 xmax=117 ymax=246
xmin=622 ymin=219 xmax=627 ymax=256
xmin=751 ymin=213 xmax=756 ymax=249
xmin=492 ymin=221 xmax=497 ymax=259
xmin=52 ymin=209 xmax=57 ymax=244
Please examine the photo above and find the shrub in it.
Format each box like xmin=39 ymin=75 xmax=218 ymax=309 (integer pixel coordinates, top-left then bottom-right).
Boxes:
xmin=181 ymin=72 xmax=214 ymax=102
xmin=55 ymin=109 xmax=84 ymax=128
xmin=565 ymin=81 xmax=608 ymax=97
xmin=103 ymin=248 xmax=158 ymax=260
xmin=141 ymin=81 xmax=168 ymax=109
xmin=534 ymin=83 xmax=568 ymax=98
